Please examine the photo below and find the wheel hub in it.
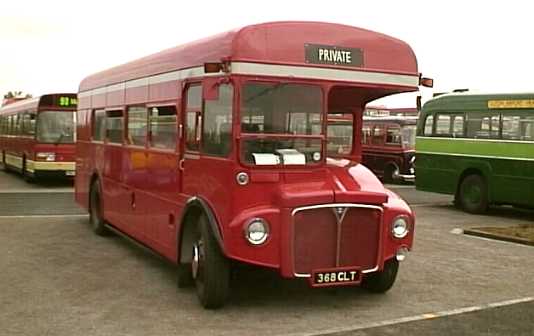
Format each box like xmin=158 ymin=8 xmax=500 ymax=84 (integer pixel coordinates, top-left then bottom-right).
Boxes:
xmin=192 ymin=240 xmax=203 ymax=279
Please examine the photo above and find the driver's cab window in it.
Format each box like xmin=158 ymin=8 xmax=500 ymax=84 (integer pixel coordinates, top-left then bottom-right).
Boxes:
xmin=327 ymin=113 xmax=353 ymax=156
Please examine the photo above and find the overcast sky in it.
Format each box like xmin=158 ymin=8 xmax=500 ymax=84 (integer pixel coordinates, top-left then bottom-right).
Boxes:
xmin=1 ymin=0 xmax=533 ymax=107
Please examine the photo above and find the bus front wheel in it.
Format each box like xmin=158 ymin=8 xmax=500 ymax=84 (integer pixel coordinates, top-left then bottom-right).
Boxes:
xmin=383 ymin=164 xmax=399 ymax=184
xmin=89 ymin=181 xmax=109 ymax=236
xmin=458 ymin=174 xmax=488 ymax=214
xmin=192 ymin=214 xmax=230 ymax=309
xmin=362 ymin=258 xmax=399 ymax=293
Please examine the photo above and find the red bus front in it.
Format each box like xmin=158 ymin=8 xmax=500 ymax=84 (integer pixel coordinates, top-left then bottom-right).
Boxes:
xmin=0 ymin=93 xmax=77 ymax=180
xmin=75 ymin=22 xmax=429 ymax=309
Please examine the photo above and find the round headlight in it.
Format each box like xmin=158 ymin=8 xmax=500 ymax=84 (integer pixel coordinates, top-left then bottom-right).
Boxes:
xmin=391 ymin=216 xmax=409 ymax=239
xmin=244 ymin=218 xmax=269 ymax=245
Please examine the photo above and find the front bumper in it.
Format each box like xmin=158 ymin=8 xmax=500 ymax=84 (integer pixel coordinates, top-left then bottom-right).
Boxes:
xmin=395 ymin=173 xmax=415 ymax=183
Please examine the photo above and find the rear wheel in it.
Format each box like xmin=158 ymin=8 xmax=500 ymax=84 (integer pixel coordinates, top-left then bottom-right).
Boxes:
xmin=458 ymin=174 xmax=488 ymax=214
xmin=89 ymin=180 xmax=109 ymax=236
xmin=192 ymin=214 xmax=230 ymax=309
xmin=362 ymin=258 xmax=399 ymax=293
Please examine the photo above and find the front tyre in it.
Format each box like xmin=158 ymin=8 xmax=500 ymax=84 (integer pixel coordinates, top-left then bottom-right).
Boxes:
xmin=193 ymin=214 xmax=230 ymax=309
xmin=362 ymin=258 xmax=399 ymax=293
xmin=383 ymin=164 xmax=399 ymax=184
xmin=458 ymin=174 xmax=488 ymax=214
xmin=89 ymin=180 xmax=109 ymax=236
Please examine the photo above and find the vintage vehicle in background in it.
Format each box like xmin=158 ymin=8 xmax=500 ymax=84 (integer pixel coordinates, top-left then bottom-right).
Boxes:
xmin=76 ymin=21 xmax=431 ymax=308
xmin=361 ymin=116 xmax=417 ymax=183
xmin=0 ymin=93 xmax=77 ymax=180
xmin=416 ymin=92 xmax=534 ymax=213
xmin=328 ymin=115 xmax=417 ymax=183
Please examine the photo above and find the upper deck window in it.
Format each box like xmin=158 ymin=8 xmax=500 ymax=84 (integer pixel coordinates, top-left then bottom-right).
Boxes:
xmin=241 ymin=83 xmax=322 ymax=135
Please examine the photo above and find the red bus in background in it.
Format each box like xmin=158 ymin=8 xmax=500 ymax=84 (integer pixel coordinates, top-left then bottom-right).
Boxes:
xmin=328 ymin=115 xmax=417 ymax=183
xmin=0 ymin=94 xmax=77 ymax=180
xmin=362 ymin=116 xmax=418 ymax=183
xmin=76 ymin=21 xmax=430 ymax=309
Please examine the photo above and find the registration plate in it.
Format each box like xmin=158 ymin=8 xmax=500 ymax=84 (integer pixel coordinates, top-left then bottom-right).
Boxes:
xmin=311 ymin=268 xmax=360 ymax=287
xmin=65 ymin=171 xmax=75 ymax=176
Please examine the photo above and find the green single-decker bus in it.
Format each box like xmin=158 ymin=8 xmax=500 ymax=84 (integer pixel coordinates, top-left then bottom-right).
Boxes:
xmin=416 ymin=92 xmax=534 ymax=213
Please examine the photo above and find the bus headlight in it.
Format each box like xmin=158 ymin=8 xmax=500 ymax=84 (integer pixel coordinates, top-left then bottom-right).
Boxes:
xmin=391 ymin=216 xmax=409 ymax=239
xmin=36 ymin=152 xmax=55 ymax=161
xmin=244 ymin=218 xmax=269 ymax=245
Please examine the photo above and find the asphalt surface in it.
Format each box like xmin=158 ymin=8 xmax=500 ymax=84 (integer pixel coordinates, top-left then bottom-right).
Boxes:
xmin=0 ymin=169 xmax=533 ymax=336
xmin=0 ymin=166 xmax=83 ymax=215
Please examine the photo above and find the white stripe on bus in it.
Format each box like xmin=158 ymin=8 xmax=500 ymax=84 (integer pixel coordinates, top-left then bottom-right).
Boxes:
xmin=231 ymin=62 xmax=419 ymax=87
xmin=416 ymin=151 xmax=534 ymax=162
xmin=78 ymin=62 xmax=419 ymax=98
xmin=416 ymin=136 xmax=534 ymax=145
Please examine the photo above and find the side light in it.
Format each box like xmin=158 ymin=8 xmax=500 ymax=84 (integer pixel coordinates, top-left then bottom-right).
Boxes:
xmin=396 ymin=247 xmax=409 ymax=261
xmin=419 ymin=76 xmax=434 ymax=88
xmin=244 ymin=218 xmax=269 ymax=245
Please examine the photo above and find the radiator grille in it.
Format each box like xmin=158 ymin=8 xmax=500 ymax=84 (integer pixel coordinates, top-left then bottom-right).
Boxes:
xmin=293 ymin=205 xmax=381 ymax=275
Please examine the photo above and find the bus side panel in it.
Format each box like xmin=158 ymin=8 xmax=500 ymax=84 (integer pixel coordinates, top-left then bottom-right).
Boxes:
xmin=489 ymin=157 xmax=534 ymax=207
xmin=75 ymin=109 xmax=93 ymax=210
xmin=415 ymin=153 xmax=459 ymax=194
xmin=145 ymin=151 xmax=182 ymax=260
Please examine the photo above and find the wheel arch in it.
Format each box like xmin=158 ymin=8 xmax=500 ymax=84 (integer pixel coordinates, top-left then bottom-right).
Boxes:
xmin=455 ymin=163 xmax=491 ymax=201
xmin=177 ymin=197 xmax=225 ymax=264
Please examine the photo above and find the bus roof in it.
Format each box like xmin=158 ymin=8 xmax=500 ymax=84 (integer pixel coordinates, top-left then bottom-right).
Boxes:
xmin=363 ymin=115 xmax=418 ymax=124
xmin=422 ymin=92 xmax=534 ymax=113
xmin=0 ymin=93 xmax=77 ymax=115
xmin=79 ymin=21 xmax=419 ymax=93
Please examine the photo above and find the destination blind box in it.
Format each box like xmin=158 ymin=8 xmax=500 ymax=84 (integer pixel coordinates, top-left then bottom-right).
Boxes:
xmin=305 ymin=43 xmax=363 ymax=67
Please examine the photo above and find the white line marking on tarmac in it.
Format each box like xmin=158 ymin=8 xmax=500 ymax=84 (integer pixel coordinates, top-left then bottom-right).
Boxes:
xmin=283 ymin=296 xmax=534 ymax=336
xmin=0 ymin=214 xmax=88 ymax=219
xmin=0 ymin=189 xmax=73 ymax=194
xmin=462 ymin=232 xmax=534 ymax=248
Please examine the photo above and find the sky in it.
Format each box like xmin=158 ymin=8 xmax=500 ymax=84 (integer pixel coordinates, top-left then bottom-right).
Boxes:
xmin=1 ymin=0 xmax=533 ymax=107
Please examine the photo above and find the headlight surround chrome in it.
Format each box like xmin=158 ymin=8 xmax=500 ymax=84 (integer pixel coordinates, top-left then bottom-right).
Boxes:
xmin=244 ymin=218 xmax=269 ymax=245
xmin=391 ymin=215 xmax=410 ymax=239
xmin=36 ymin=152 xmax=55 ymax=161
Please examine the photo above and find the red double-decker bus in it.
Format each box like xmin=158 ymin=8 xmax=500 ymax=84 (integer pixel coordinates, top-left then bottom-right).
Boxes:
xmin=0 ymin=94 xmax=77 ymax=180
xmin=76 ymin=22 xmax=429 ymax=308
